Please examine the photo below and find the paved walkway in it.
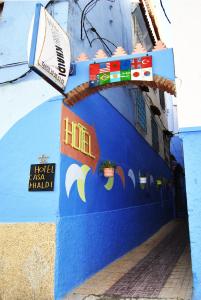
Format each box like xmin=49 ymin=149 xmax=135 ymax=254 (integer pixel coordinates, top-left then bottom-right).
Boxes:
xmin=65 ymin=220 xmax=193 ymax=300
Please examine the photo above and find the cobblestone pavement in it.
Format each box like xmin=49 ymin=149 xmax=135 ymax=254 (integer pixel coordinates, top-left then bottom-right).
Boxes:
xmin=65 ymin=220 xmax=192 ymax=300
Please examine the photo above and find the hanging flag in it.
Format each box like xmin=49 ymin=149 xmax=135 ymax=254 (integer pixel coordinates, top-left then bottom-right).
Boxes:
xmin=110 ymin=71 xmax=120 ymax=83
xmin=131 ymin=58 xmax=142 ymax=70
xmin=99 ymin=72 xmax=110 ymax=85
xmin=141 ymin=56 xmax=153 ymax=81
xmin=120 ymin=70 xmax=131 ymax=81
xmin=120 ymin=59 xmax=131 ymax=70
xmin=99 ymin=62 xmax=110 ymax=73
xmin=110 ymin=61 xmax=120 ymax=72
xmin=141 ymin=56 xmax=152 ymax=68
xmin=90 ymin=63 xmax=100 ymax=75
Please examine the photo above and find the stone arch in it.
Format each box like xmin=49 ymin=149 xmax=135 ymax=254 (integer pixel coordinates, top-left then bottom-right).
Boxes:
xmin=64 ymin=75 xmax=176 ymax=106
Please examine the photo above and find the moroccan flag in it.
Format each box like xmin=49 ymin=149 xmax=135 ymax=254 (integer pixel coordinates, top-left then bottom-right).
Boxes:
xmin=120 ymin=70 xmax=131 ymax=81
xmin=99 ymin=72 xmax=110 ymax=85
xmin=110 ymin=61 xmax=120 ymax=72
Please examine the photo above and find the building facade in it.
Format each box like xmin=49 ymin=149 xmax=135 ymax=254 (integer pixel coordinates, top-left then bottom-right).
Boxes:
xmin=153 ymin=0 xmax=201 ymax=299
xmin=0 ymin=1 xmax=176 ymax=299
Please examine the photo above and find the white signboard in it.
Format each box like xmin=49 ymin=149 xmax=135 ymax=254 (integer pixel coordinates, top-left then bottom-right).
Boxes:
xmin=28 ymin=4 xmax=70 ymax=94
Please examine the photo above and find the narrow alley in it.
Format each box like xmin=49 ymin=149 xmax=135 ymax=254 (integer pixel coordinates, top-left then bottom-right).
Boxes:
xmin=66 ymin=220 xmax=192 ymax=300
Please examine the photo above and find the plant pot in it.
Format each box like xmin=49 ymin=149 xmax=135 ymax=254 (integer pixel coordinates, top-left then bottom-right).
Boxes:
xmin=103 ymin=168 xmax=115 ymax=177
xmin=140 ymin=177 xmax=147 ymax=184
xmin=140 ymin=183 xmax=146 ymax=190
xmin=139 ymin=177 xmax=147 ymax=189
xmin=156 ymin=179 xmax=162 ymax=187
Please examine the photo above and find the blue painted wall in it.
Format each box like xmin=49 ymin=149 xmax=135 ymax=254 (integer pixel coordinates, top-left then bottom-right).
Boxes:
xmin=0 ymin=97 xmax=62 ymax=222
xmin=55 ymin=93 xmax=174 ymax=299
xmin=180 ymin=128 xmax=201 ymax=300
xmin=171 ymin=135 xmax=184 ymax=168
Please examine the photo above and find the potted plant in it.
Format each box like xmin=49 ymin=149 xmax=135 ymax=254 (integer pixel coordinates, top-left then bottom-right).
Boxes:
xmin=156 ymin=177 xmax=163 ymax=188
xmin=100 ymin=160 xmax=116 ymax=177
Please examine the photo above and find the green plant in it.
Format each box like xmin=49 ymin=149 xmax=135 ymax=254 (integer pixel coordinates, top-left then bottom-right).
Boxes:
xmin=156 ymin=177 xmax=163 ymax=187
xmin=99 ymin=160 xmax=116 ymax=173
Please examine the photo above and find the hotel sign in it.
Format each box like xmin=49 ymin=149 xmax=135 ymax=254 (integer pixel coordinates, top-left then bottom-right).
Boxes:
xmin=28 ymin=3 xmax=70 ymax=94
xmin=61 ymin=105 xmax=100 ymax=171
xmin=28 ymin=163 xmax=56 ymax=191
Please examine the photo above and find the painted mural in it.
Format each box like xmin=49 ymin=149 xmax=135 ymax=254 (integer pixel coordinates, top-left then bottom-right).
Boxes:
xmin=56 ymin=93 xmax=174 ymax=299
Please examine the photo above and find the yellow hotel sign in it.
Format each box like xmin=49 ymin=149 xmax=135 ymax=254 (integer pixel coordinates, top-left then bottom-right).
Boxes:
xmin=64 ymin=118 xmax=95 ymax=159
xmin=61 ymin=105 xmax=100 ymax=171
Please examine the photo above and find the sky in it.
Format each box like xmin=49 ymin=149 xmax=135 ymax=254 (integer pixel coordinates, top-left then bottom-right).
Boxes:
xmin=153 ymin=0 xmax=201 ymax=129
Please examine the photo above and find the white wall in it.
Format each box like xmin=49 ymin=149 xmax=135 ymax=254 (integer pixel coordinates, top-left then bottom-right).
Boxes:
xmin=0 ymin=0 xmax=133 ymax=139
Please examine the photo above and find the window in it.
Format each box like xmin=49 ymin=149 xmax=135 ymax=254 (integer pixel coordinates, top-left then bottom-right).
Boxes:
xmin=151 ymin=117 xmax=159 ymax=152
xmin=163 ymin=133 xmax=170 ymax=162
xmin=159 ymin=90 xmax=165 ymax=111
xmin=131 ymin=5 xmax=154 ymax=51
xmin=134 ymin=89 xmax=147 ymax=133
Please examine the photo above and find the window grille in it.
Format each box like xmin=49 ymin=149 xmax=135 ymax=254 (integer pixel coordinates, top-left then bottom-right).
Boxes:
xmin=151 ymin=117 xmax=159 ymax=152
xmin=159 ymin=90 xmax=165 ymax=110
xmin=134 ymin=89 xmax=147 ymax=132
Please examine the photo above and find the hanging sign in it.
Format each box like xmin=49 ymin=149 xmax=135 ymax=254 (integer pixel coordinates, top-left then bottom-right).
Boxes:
xmin=28 ymin=3 xmax=70 ymax=94
xmin=89 ymin=56 xmax=153 ymax=87
xmin=61 ymin=105 xmax=100 ymax=171
xmin=28 ymin=163 xmax=56 ymax=191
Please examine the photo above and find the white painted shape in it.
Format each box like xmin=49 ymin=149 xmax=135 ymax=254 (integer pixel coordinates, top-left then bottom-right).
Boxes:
xmin=128 ymin=169 xmax=136 ymax=188
xmin=150 ymin=175 xmax=154 ymax=185
xmin=65 ymin=164 xmax=84 ymax=198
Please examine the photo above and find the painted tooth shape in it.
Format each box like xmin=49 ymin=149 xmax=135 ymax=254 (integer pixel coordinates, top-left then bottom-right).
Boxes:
xmin=128 ymin=169 xmax=136 ymax=189
xmin=65 ymin=164 xmax=84 ymax=198
xmin=104 ymin=177 xmax=114 ymax=191
xmin=77 ymin=165 xmax=90 ymax=202
xmin=116 ymin=166 xmax=125 ymax=188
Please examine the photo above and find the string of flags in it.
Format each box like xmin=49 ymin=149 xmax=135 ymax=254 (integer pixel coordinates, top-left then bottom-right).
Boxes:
xmin=89 ymin=56 xmax=153 ymax=87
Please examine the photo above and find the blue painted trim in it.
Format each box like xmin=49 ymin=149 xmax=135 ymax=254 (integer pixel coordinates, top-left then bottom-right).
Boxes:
xmin=179 ymin=126 xmax=201 ymax=133
xmin=29 ymin=3 xmax=42 ymax=67
xmin=64 ymin=48 xmax=175 ymax=93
